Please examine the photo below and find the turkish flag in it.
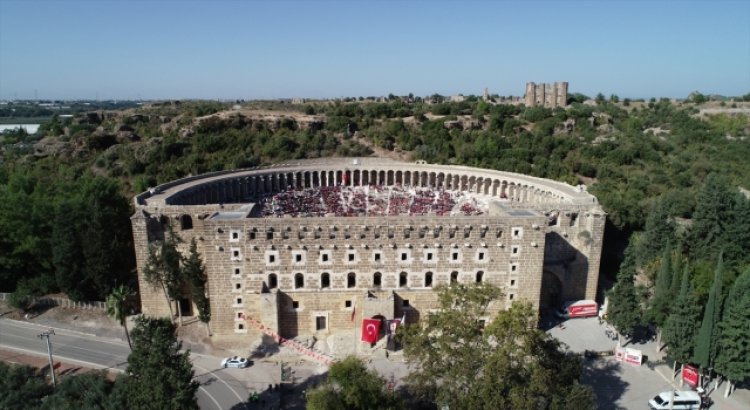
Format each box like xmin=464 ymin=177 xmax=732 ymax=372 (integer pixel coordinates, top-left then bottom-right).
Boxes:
xmin=361 ymin=318 xmax=381 ymax=343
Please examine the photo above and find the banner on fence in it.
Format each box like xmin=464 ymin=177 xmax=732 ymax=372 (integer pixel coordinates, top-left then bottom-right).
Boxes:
xmin=614 ymin=345 xmax=642 ymax=366
xmin=682 ymin=364 xmax=699 ymax=387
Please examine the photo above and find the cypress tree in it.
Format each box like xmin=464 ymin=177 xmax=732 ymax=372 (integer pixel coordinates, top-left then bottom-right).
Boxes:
xmin=669 ymin=251 xmax=682 ymax=302
xmin=607 ymin=244 xmax=641 ymax=342
xmin=648 ymin=243 xmax=672 ymax=327
xmin=693 ymin=254 xmax=725 ymax=370
xmin=640 ymin=199 xmax=676 ymax=264
xmin=662 ymin=264 xmax=701 ymax=365
xmin=715 ymin=269 xmax=750 ymax=397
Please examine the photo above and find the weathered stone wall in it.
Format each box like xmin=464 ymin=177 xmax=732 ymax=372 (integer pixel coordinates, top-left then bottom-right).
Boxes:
xmin=525 ymin=82 xmax=569 ymax=108
xmin=131 ymin=158 xmax=603 ymax=341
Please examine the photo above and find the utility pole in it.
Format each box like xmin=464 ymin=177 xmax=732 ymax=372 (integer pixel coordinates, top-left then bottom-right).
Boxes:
xmin=38 ymin=329 xmax=56 ymax=387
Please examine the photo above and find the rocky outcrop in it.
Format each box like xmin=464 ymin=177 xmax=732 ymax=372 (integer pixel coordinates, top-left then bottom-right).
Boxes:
xmin=34 ymin=136 xmax=72 ymax=157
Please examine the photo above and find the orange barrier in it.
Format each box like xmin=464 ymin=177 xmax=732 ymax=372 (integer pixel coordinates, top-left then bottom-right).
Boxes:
xmin=243 ymin=315 xmax=336 ymax=366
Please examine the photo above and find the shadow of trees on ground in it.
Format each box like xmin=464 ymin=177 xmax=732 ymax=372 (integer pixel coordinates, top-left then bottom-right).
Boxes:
xmin=581 ymin=357 xmax=629 ymax=410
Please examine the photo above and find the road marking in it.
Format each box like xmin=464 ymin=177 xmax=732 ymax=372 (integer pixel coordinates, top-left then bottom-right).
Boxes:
xmin=198 ymin=385 xmax=223 ymax=410
xmin=0 ymin=319 xmax=128 ymax=347
xmin=0 ymin=343 xmax=125 ymax=373
xmin=193 ymin=362 xmax=249 ymax=410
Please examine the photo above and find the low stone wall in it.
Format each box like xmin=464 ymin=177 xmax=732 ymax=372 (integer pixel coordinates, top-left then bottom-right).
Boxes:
xmin=0 ymin=293 xmax=105 ymax=311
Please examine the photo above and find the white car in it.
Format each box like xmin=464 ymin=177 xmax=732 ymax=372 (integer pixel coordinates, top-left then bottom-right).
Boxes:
xmin=648 ymin=390 xmax=701 ymax=410
xmin=221 ymin=356 xmax=250 ymax=368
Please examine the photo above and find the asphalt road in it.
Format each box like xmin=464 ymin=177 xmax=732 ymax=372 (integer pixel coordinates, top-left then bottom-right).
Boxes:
xmin=0 ymin=319 xmax=249 ymax=410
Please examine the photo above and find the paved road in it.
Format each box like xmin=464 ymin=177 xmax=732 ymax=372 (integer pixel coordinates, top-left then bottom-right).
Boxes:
xmin=0 ymin=319 xmax=249 ymax=410
xmin=548 ymin=316 xmax=749 ymax=410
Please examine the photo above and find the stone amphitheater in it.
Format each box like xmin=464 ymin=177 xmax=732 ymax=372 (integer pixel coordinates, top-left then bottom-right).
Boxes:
xmin=131 ymin=157 xmax=605 ymax=349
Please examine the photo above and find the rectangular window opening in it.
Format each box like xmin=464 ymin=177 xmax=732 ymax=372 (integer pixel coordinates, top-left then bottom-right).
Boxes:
xmin=316 ymin=316 xmax=327 ymax=331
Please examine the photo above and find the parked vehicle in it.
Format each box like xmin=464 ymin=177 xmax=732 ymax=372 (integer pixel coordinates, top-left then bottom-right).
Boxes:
xmin=555 ymin=300 xmax=599 ymax=319
xmin=648 ymin=390 xmax=701 ymax=410
xmin=221 ymin=356 xmax=250 ymax=368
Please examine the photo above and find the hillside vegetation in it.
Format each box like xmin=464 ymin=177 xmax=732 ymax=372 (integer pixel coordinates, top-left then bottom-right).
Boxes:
xmin=1 ymin=96 xmax=749 ymax=302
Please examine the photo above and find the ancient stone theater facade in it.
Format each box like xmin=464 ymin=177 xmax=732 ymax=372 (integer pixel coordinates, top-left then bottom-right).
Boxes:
xmin=131 ymin=158 xmax=605 ymax=342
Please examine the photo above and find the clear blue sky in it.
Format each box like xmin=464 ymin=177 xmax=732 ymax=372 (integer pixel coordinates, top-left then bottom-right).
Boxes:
xmin=1 ymin=0 xmax=748 ymax=100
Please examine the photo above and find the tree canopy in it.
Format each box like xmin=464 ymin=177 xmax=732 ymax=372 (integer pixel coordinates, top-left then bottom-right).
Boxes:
xmin=400 ymin=283 xmax=595 ymax=410
xmin=306 ymin=356 xmax=404 ymax=410
xmin=120 ymin=316 xmax=199 ymax=410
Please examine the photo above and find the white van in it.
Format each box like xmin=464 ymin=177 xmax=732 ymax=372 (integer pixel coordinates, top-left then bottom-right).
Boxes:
xmin=648 ymin=390 xmax=701 ymax=410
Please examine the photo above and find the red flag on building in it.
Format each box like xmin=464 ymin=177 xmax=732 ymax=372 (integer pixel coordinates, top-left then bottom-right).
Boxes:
xmin=361 ymin=318 xmax=381 ymax=343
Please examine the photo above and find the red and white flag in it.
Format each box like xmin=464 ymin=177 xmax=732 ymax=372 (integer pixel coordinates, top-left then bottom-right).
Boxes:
xmin=361 ymin=318 xmax=381 ymax=343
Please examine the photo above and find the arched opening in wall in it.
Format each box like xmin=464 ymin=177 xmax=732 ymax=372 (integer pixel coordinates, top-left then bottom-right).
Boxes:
xmin=425 ymin=272 xmax=433 ymax=288
xmin=159 ymin=215 xmax=170 ymax=228
xmin=268 ymin=274 xmax=278 ymax=289
xmin=347 ymin=272 xmax=356 ymax=288
xmin=476 ymin=271 xmax=484 ymax=283
xmin=372 ymin=314 xmax=387 ymax=340
xmin=373 ymin=272 xmax=382 ymax=288
xmin=399 ymin=272 xmax=408 ymax=288
xmin=295 ymin=273 xmax=304 ymax=289
xmin=451 ymin=271 xmax=459 ymax=284
xmin=321 ymin=272 xmax=330 ymax=289
xmin=540 ymin=270 xmax=563 ymax=311
xmin=180 ymin=215 xmax=193 ymax=230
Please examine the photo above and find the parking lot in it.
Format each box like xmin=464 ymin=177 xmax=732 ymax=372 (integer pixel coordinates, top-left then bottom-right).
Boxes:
xmin=547 ymin=316 xmax=749 ymax=410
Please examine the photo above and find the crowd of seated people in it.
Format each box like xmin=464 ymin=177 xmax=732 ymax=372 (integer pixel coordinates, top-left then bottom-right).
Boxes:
xmin=258 ymin=184 xmax=485 ymax=218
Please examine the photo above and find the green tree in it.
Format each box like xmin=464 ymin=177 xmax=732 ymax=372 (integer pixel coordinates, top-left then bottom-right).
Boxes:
xmin=669 ymin=250 xmax=683 ymax=303
xmin=400 ymin=284 xmax=595 ymax=410
xmin=142 ymin=229 xmax=183 ymax=323
xmin=693 ymin=254 xmax=725 ymax=371
xmin=647 ymin=243 xmax=673 ymax=327
xmin=106 ymin=284 xmax=134 ymax=350
xmin=0 ymin=362 xmax=50 ymax=409
xmin=42 ymin=370 xmax=119 ymax=410
xmin=306 ymin=356 xmax=404 ymax=410
xmin=183 ymin=239 xmax=211 ymax=336
xmin=715 ymin=268 xmax=750 ymax=397
xmin=687 ymin=174 xmax=739 ymax=263
xmin=663 ymin=264 xmax=701 ymax=367
xmin=639 ymin=199 xmax=676 ymax=265
xmin=121 ymin=317 xmax=199 ymax=410
xmin=607 ymin=245 xmax=641 ymax=342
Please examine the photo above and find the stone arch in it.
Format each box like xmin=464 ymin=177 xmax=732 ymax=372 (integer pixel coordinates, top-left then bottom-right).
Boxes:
xmin=294 ymin=273 xmax=305 ymax=289
xmin=399 ymin=271 xmax=408 ymax=288
xmin=450 ymin=271 xmax=459 ymax=284
xmin=540 ymin=270 xmax=563 ymax=310
xmin=425 ymin=271 xmax=433 ymax=287
xmin=347 ymin=272 xmax=357 ymax=288
xmin=321 ymin=272 xmax=330 ymax=289
xmin=268 ymin=274 xmax=278 ymax=289
xmin=476 ymin=270 xmax=484 ymax=283
xmin=373 ymin=272 xmax=382 ymax=287
xmin=179 ymin=214 xmax=193 ymax=230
